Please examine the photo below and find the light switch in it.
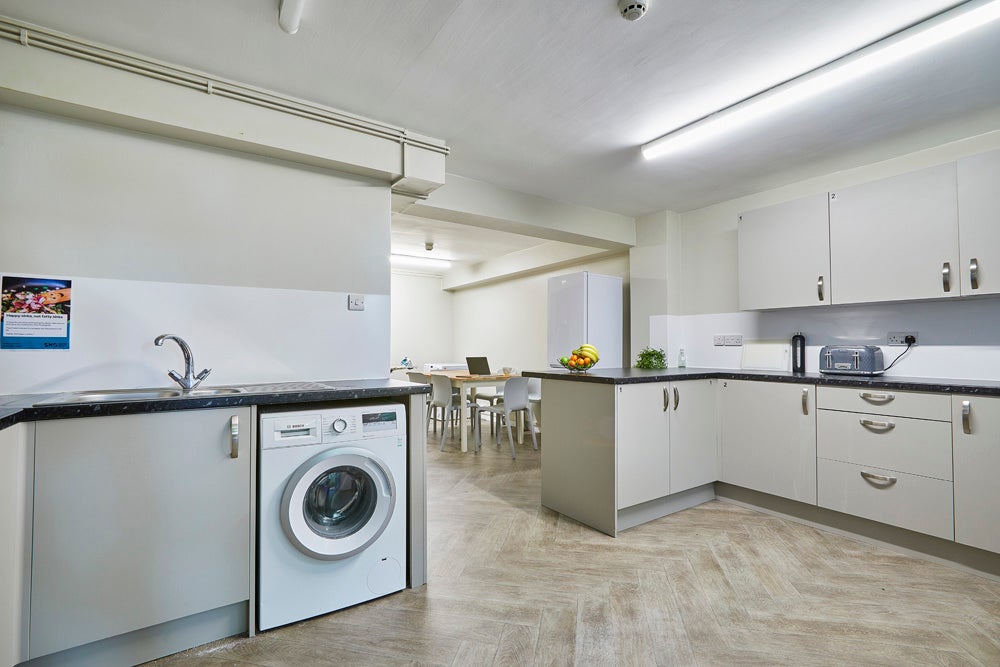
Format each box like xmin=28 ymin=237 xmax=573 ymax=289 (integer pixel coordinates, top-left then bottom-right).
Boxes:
xmin=348 ymin=294 xmax=365 ymax=311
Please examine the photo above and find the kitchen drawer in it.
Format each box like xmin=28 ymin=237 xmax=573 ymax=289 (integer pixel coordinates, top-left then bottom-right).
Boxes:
xmin=817 ymin=409 xmax=953 ymax=480
xmin=817 ymin=386 xmax=951 ymax=421
xmin=817 ymin=458 xmax=954 ymax=540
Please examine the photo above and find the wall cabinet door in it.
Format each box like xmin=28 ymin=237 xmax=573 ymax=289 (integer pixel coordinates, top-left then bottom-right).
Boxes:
xmin=953 ymin=395 xmax=1000 ymax=554
xmin=669 ymin=379 xmax=718 ymax=494
xmin=616 ymin=383 xmax=670 ymax=509
xmin=30 ymin=408 xmax=252 ymax=659
xmin=720 ymin=380 xmax=816 ymax=504
xmin=738 ymin=193 xmax=831 ymax=309
xmin=957 ymin=149 xmax=1000 ymax=296
xmin=829 ymin=163 xmax=960 ymax=305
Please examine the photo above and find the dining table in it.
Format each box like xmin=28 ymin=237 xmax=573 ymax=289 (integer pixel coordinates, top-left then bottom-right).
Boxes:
xmin=426 ymin=370 xmax=520 ymax=452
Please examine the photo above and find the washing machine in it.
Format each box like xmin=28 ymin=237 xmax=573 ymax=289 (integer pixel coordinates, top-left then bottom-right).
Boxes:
xmin=258 ymin=404 xmax=406 ymax=631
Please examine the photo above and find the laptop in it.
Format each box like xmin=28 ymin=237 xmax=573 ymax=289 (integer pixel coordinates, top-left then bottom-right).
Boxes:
xmin=465 ymin=356 xmax=492 ymax=376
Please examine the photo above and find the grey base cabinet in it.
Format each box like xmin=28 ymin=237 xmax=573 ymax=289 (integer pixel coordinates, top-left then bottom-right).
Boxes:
xmin=720 ymin=380 xmax=817 ymax=505
xmin=30 ymin=408 xmax=252 ymax=659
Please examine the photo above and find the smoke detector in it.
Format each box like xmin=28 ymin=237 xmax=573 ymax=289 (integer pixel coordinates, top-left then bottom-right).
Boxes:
xmin=618 ymin=0 xmax=648 ymax=21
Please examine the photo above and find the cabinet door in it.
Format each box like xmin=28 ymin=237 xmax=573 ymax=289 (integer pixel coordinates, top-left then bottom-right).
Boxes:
xmin=669 ymin=380 xmax=718 ymax=494
xmin=30 ymin=408 xmax=252 ymax=659
xmin=720 ymin=380 xmax=817 ymax=504
xmin=953 ymin=395 xmax=1000 ymax=553
xmin=829 ymin=163 xmax=960 ymax=304
xmin=616 ymin=383 xmax=670 ymax=509
xmin=957 ymin=149 xmax=1000 ymax=296
xmin=738 ymin=193 xmax=831 ymax=309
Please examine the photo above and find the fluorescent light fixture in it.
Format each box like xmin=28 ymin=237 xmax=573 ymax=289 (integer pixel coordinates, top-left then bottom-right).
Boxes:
xmin=278 ymin=0 xmax=308 ymax=34
xmin=641 ymin=0 xmax=1000 ymax=160
xmin=390 ymin=253 xmax=452 ymax=270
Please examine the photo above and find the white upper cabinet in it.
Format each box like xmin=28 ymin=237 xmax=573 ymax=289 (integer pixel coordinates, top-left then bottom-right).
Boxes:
xmin=957 ymin=149 xmax=1000 ymax=297
xmin=829 ymin=163 xmax=961 ymax=305
xmin=738 ymin=193 xmax=831 ymax=310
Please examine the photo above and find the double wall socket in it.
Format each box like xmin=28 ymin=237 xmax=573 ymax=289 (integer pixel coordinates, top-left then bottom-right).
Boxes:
xmin=887 ymin=331 xmax=917 ymax=346
xmin=713 ymin=334 xmax=744 ymax=346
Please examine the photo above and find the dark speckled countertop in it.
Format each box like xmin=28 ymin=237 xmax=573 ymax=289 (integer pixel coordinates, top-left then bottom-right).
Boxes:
xmin=523 ymin=367 xmax=1000 ymax=395
xmin=0 ymin=379 xmax=430 ymax=432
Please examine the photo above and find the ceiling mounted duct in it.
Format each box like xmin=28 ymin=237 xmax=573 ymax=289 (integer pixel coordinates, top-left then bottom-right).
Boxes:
xmin=278 ymin=0 xmax=308 ymax=34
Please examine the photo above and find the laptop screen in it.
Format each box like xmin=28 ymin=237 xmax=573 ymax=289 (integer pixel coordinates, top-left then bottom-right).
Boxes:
xmin=465 ymin=356 xmax=491 ymax=375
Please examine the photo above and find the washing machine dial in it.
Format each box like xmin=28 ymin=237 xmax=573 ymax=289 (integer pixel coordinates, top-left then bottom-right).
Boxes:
xmin=331 ymin=418 xmax=348 ymax=434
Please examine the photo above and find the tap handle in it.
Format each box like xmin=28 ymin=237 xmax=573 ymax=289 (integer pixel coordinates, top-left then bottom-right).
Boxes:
xmin=196 ymin=368 xmax=212 ymax=381
xmin=167 ymin=370 xmax=184 ymax=384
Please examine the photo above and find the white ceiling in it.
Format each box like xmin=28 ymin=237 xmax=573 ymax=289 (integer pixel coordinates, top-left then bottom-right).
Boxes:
xmin=3 ymin=0 xmax=999 ymax=222
xmin=391 ymin=213 xmax=543 ymax=264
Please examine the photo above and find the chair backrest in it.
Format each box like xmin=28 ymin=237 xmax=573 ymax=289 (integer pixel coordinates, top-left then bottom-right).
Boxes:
xmin=501 ymin=376 xmax=530 ymax=411
xmin=429 ymin=374 xmax=454 ymax=408
xmin=406 ymin=371 xmax=430 ymax=384
xmin=526 ymin=377 xmax=541 ymax=400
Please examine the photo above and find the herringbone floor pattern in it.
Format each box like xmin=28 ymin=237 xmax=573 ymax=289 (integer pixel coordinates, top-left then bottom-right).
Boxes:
xmin=157 ymin=421 xmax=1000 ymax=666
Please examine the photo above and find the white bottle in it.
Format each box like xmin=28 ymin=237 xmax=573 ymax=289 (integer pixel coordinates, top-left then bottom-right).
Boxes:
xmin=678 ymin=348 xmax=687 ymax=368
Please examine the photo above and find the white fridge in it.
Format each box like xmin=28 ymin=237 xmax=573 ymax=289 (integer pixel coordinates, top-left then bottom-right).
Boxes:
xmin=546 ymin=271 xmax=623 ymax=368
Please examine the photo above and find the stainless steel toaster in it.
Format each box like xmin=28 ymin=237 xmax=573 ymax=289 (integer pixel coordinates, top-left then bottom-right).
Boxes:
xmin=819 ymin=345 xmax=885 ymax=376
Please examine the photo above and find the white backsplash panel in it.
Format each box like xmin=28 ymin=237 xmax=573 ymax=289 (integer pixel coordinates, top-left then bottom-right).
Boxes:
xmin=0 ymin=275 xmax=389 ymax=394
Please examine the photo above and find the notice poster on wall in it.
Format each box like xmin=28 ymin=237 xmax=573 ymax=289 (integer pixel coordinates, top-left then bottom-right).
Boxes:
xmin=1 ymin=276 xmax=72 ymax=350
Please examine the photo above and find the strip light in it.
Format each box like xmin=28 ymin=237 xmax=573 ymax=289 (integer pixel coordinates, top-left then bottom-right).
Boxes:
xmin=641 ymin=0 xmax=1000 ymax=160
xmin=390 ymin=253 xmax=452 ymax=270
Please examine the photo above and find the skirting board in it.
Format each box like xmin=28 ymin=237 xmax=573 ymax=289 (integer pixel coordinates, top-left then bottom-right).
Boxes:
xmin=715 ymin=482 xmax=1000 ymax=582
xmin=618 ymin=484 xmax=716 ymax=534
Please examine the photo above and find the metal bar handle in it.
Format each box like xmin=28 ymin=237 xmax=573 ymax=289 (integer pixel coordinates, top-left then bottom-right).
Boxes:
xmin=230 ymin=415 xmax=240 ymax=458
xmin=860 ymin=418 xmax=895 ymax=431
xmin=817 ymin=275 xmax=824 ymax=302
xmin=860 ymin=470 xmax=897 ymax=485
xmin=801 ymin=388 xmax=809 ymax=415
xmin=673 ymin=386 xmax=679 ymax=411
xmin=942 ymin=261 xmax=951 ymax=293
xmin=970 ymin=258 xmax=979 ymax=290
xmin=962 ymin=400 xmax=972 ymax=435
xmin=859 ymin=391 xmax=895 ymax=403
xmin=663 ymin=386 xmax=669 ymax=412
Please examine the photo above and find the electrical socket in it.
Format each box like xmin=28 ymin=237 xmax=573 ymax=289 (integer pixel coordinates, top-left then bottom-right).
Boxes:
xmin=713 ymin=335 xmax=726 ymax=346
xmin=887 ymin=331 xmax=917 ymax=346
xmin=723 ymin=334 xmax=743 ymax=346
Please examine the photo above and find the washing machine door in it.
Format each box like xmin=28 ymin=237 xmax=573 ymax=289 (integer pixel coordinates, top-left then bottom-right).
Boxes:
xmin=280 ymin=447 xmax=396 ymax=561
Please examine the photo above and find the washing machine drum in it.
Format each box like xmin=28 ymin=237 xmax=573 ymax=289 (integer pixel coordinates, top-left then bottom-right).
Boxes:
xmin=280 ymin=448 xmax=396 ymax=560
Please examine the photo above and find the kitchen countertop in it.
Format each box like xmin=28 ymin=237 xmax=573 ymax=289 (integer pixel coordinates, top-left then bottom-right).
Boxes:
xmin=0 ymin=378 xmax=430 ymax=432
xmin=523 ymin=367 xmax=1000 ymax=395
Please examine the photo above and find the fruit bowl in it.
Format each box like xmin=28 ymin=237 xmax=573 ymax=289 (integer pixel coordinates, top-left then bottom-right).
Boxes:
xmin=559 ymin=358 xmax=598 ymax=373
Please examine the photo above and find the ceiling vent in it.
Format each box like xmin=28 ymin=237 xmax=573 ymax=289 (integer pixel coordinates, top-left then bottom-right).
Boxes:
xmin=618 ymin=0 xmax=648 ymax=21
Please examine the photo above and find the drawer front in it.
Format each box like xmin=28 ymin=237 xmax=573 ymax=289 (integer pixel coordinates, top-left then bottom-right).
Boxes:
xmin=818 ymin=459 xmax=954 ymax=540
xmin=817 ymin=409 xmax=953 ymax=480
xmin=817 ymin=386 xmax=950 ymax=421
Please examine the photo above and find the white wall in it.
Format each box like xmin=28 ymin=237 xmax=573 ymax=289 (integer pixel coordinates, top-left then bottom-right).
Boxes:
xmin=0 ymin=105 xmax=392 ymax=393
xmin=451 ymin=255 xmax=630 ymax=373
xmin=645 ymin=129 xmax=1000 ymax=380
xmin=390 ymin=270 xmax=454 ymax=374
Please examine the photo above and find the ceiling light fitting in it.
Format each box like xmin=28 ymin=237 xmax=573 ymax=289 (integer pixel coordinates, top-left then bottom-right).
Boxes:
xmin=390 ymin=254 xmax=452 ymax=271
xmin=640 ymin=0 xmax=1000 ymax=160
xmin=618 ymin=1 xmax=648 ymax=22
xmin=278 ymin=0 xmax=308 ymax=34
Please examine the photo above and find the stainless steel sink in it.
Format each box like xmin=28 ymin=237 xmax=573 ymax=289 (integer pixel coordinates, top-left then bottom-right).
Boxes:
xmin=34 ymin=386 xmax=245 ymax=405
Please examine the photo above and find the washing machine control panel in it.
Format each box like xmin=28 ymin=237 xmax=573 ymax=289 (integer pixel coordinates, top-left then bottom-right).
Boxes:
xmin=320 ymin=405 xmax=405 ymax=441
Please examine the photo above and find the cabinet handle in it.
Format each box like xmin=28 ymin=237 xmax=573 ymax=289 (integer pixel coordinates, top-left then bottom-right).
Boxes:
xmin=859 ymin=391 xmax=894 ymax=403
xmin=859 ymin=418 xmax=895 ymax=431
xmin=817 ymin=275 xmax=824 ymax=302
xmin=860 ymin=470 xmax=897 ymax=486
xmin=970 ymin=258 xmax=979 ymax=290
xmin=673 ymin=386 xmax=679 ymax=411
xmin=663 ymin=387 xmax=669 ymax=412
xmin=962 ymin=400 xmax=972 ymax=434
xmin=230 ymin=415 xmax=240 ymax=459
xmin=801 ymin=388 xmax=809 ymax=415
xmin=942 ymin=262 xmax=951 ymax=292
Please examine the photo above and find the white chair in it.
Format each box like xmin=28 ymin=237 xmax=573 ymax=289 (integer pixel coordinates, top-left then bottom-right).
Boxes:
xmin=475 ymin=377 xmax=538 ymax=458
xmin=407 ymin=371 xmax=439 ymax=433
xmin=429 ymin=374 xmax=476 ymax=451
xmin=527 ymin=377 xmax=541 ymax=435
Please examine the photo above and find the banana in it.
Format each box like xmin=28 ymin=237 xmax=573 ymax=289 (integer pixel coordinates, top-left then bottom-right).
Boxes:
xmin=578 ymin=344 xmax=599 ymax=362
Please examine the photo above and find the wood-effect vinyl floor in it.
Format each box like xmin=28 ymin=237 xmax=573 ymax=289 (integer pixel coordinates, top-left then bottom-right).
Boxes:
xmin=155 ymin=421 xmax=1000 ymax=666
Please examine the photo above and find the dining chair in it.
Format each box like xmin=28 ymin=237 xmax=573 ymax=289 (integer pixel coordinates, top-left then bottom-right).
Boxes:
xmin=475 ymin=376 xmax=537 ymax=458
xmin=407 ymin=371 xmax=440 ymax=433
xmin=429 ymin=374 xmax=476 ymax=451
